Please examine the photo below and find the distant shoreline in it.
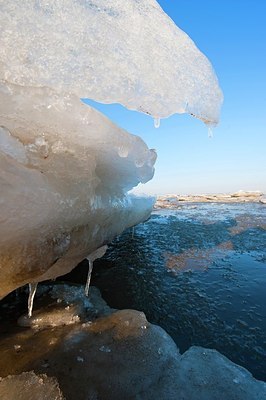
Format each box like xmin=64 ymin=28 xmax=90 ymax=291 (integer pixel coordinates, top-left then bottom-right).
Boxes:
xmin=155 ymin=191 xmax=265 ymax=209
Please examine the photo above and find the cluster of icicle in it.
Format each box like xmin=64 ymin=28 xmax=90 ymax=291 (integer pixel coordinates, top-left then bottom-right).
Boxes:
xmin=28 ymin=246 xmax=107 ymax=317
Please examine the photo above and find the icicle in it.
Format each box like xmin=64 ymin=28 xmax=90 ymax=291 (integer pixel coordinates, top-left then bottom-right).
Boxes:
xmin=28 ymin=282 xmax=38 ymax=318
xmin=208 ymin=126 xmax=213 ymax=138
xmin=154 ymin=118 xmax=160 ymax=128
xmin=84 ymin=245 xmax=108 ymax=296
xmin=85 ymin=259 xmax=93 ymax=297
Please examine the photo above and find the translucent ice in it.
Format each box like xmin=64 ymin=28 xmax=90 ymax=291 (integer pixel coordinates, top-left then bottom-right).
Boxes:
xmin=0 ymin=372 xmax=64 ymax=400
xmin=85 ymin=246 xmax=108 ymax=296
xmin=0 ymin=83 xmax=155 ymax=298
xmin=85 ymin=260 xmax=94 ymax=298
xmin=154 ymin=119 xmax=161 ymax=129
xmin=0 ymin=0 xmax=223 ymax=125
xmin=28 ymin=283 xmax=38 ymax=318
xmin=208 ymin=126 xmax=213 ymax=138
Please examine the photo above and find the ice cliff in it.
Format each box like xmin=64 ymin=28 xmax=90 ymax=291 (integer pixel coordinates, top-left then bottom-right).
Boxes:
xmin=0 ymin=0 xmax=223 ymax=297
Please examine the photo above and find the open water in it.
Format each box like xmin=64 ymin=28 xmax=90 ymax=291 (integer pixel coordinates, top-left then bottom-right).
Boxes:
xmin=92 ymin=203 xmax=266 ymax=381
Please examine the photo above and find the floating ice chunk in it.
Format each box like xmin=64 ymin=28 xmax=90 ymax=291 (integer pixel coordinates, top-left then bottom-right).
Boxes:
xmin=99 ymin=345 xmax=112 ymax=353
xmin=0 ymin=0 xmax=223 ymax=124
xmin=28 ymin=283 xmax=38 ymax=318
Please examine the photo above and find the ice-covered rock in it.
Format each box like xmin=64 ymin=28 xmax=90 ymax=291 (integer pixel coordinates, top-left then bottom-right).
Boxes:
xmin=0 ymin=284 xmax=265 ymax=400
xmin=177 ymin=346 xmax=266 ymax=400
xmin=18 ymin=284 xmax=111 ymax=328
xmin=0 ymin=0 xmax=222 ymax=124
xmin=0 ymin=372 xmax=64 ymax=400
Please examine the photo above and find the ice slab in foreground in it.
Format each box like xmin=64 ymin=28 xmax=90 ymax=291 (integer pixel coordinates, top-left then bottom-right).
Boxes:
xmin=0 ymin=0 xmax=223 ymax=124
xmin=1 ymin=285 xmax=265 ymax=399
xmin=0 ymin=372 xmax=64 ymax=400
xmin=0 ymin=82 xmax=155 ymax=298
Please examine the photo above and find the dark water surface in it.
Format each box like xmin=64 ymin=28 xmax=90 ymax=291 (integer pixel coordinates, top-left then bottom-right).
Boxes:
xmin=92 ymin=203 xmax=266 ymax=381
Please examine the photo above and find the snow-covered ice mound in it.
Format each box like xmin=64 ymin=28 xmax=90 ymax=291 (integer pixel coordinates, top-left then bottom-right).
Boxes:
xmin=0 ymin=0 xmax=223 ymax=297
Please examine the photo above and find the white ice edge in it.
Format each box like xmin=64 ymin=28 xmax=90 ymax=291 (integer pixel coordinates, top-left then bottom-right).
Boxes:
xmin=0 ymin=0 xmax=223 ymax=124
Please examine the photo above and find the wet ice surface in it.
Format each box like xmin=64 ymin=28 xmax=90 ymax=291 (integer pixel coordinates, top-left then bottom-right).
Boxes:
xmin=92 ymin=203 xmax=266 ymax=381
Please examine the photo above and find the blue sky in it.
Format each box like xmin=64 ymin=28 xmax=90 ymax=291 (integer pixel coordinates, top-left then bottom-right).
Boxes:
xmin=85 ymin=0 xmax=266 ymax=195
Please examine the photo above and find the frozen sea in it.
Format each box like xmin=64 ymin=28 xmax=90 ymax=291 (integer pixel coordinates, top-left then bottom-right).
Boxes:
xmin=92 ymin=203 xmax=266 ymax=381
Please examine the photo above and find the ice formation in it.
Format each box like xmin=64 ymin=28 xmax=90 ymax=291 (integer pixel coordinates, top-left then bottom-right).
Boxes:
xmin=85 ymin=246 xmax=108 ymax=296
xmin=154 ymin=119 xmax=161 ymax=129
xmin=0 ymin=0 xmax=223 ymax=297
xmin=28 ymin=283 xmax=38 ymax=318
xmin=0 ymin=372 xmax=64 ymax=400
xmin=0 ymin=0 xmax=223 ymax=125
xmin=0 ymin=82 xmax=155 ymax=298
